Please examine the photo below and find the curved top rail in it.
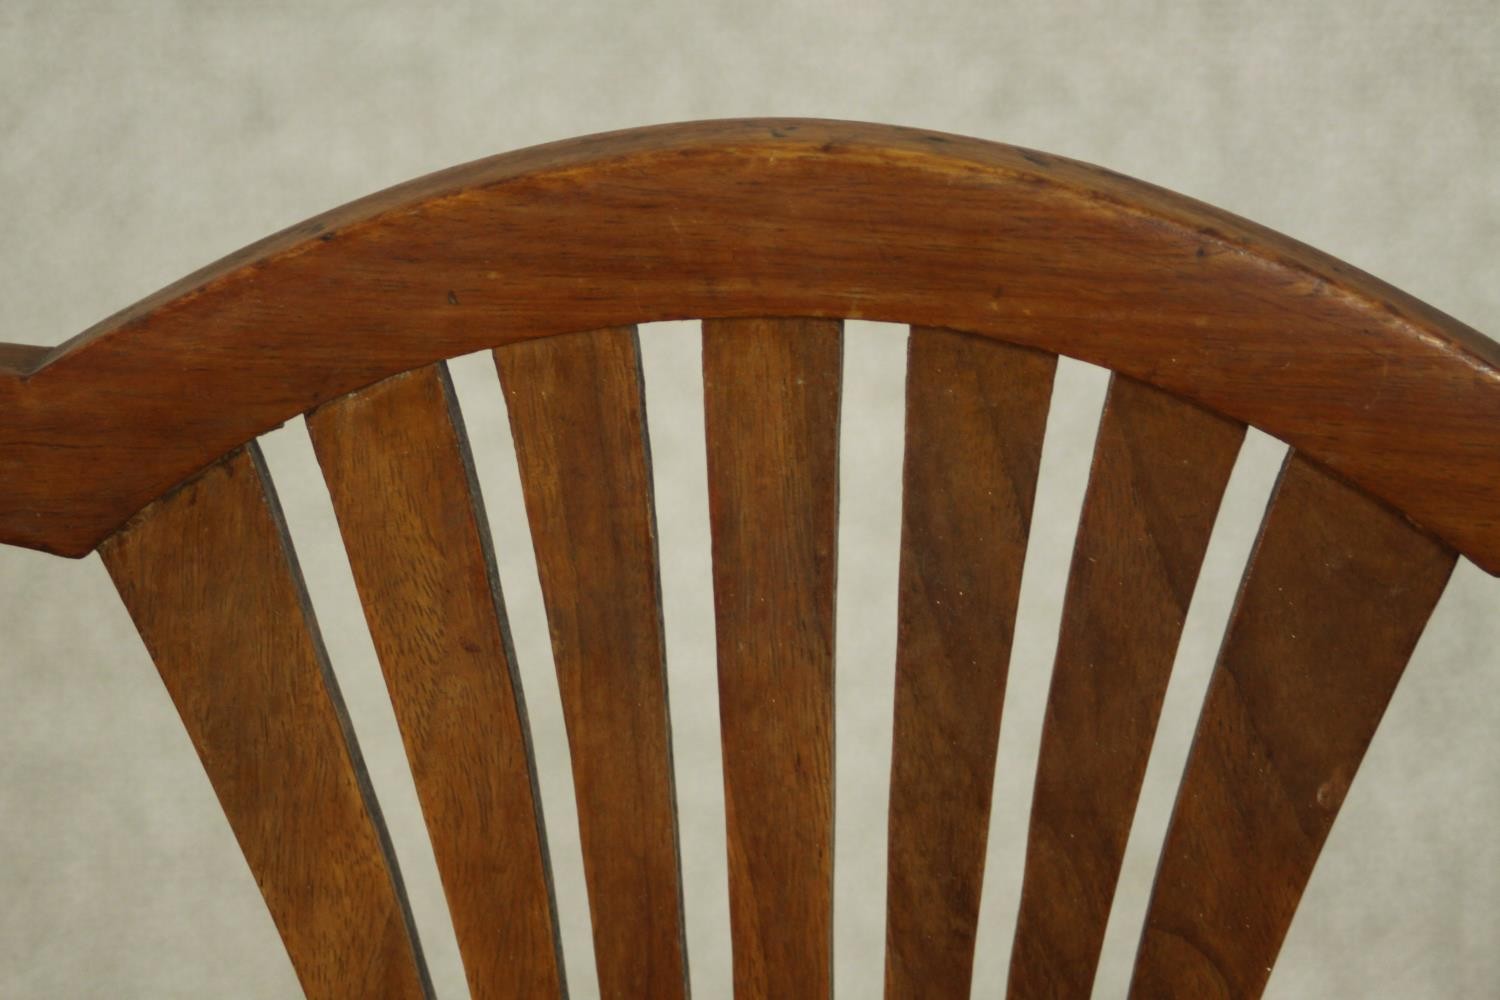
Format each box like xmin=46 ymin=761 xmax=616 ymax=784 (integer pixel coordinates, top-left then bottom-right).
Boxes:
xmin=1 ymin=118 xmax=1497 ymax=566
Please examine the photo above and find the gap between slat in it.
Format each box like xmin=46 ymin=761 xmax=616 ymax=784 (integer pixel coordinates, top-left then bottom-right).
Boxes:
xmin=968 ymin=356 xmax=1111 ymax=995
xmin=1088 ymin=428 xmax=1288 ymax=1000
xmin=257 ymin=423 xmax=462 ymax=999
xmin=638 ymin=321 xmax=734 ymax=1000
xmin=833 ymin=321 xmax=908 ymax=1000
xmin=445 ymin=350 xmax=601 ymax=1000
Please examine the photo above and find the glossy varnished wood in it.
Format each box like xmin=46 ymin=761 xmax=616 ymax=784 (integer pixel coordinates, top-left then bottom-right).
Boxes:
xmin=1008 ymin=376 xmax=1244 ymax=998
xmin=495 ymin=327 xmax=689 ymax=1000
xmin=98 ymin=447 xmax=430 ymax=1000
xmin=3 ymin=120 xmax=1499 ymax=574
xmin=1129 ymin=453 xmax=1457 ymax=999
xmin=306 ymin=365 xmax=564 ymax=998
xmin=10 ymin=119 xmax=1500 ymax=1000
xmin=703 ymin=317 xmax=842 ymax=999
xmin=883 ymin=328 xmax=1055 ymax=999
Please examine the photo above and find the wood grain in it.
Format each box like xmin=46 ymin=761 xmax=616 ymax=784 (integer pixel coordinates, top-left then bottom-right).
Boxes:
xmin=703 ymin=317 xmax=842 ymax=999
xmin=2 ymin=120 xmax=1498 ymax=574
xmin=1128 ymin=452 xmax=1456 ymax=999
xmin=882 ymin=328 xmax=1055 ymax=999
xmin=494 ymin=327 xmax=689 ymax=1000
xmin=98 ymin=446 xmax=431 ymax=1000
xmin=306 ymin=364 xmax=564 ymax=998
xmin=12 ymin=119 xmax=1498 ymax=1000
xmin=1007 ymin=375 xmax=1244 ymax=998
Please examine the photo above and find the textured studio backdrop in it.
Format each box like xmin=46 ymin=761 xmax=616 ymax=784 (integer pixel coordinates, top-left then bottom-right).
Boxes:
xmin=3 ymin=2 xmax=1499 ymax=997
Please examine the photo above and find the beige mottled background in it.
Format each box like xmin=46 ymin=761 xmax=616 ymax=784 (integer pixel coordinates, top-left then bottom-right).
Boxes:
xmin=3 ymin=2 xmax=1499 ymax=997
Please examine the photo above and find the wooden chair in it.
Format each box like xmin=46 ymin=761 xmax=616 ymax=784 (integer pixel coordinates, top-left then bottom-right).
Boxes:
xmin=2 ymin=119 xmax=1494 ymax=999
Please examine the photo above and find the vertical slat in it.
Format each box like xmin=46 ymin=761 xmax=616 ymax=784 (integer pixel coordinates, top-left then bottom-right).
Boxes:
xmin=306 ymin=364 xmax=565 ymax=998
xmin=1128 ymin=452 xmax=1456 ymax=999
xmin=702 ymin=317 xmax=842 ymax=1000
xmin=98 ymin=446 xmax=431 ymax=1000
xmin=495 ymin=327 xmax=689 ymax=1000
xmin=1006 ymin=375 xmax=1244 ymax=997
xmin=882 ymin=327 xmax=1056 ymax=999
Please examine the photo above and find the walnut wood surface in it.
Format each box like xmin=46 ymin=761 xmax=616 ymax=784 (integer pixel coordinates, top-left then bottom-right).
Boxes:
xmin=703 ymin=317 xmax=842 ymax=999
xmin=883 ymin=328 xmax=1055 ymax=999
xmin=2 ymin=120 xmax=1498 ymax=574
xmin=1128 ymin=452 xmax=1456 ymax=999
xmin=306 ymin=364 xmax=564 ymax=998
xmin=98 ymin=447 xmax=430 ymax=1000
xmin=1007 ymin=375 xmax=1244 ymax=998
xmin=495 ymin=328 xmax=689 ymax=1000
xmin=12 ymin=120 xmax=1497 ymax=999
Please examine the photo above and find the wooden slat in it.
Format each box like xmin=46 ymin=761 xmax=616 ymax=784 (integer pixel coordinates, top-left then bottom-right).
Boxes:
xmin=98 ymin=446 xmax=431 ymax=1000
xmin=883 ymin=328 xmax=1056 ymax=999
xmin=702 ymin=317 xmax=842 ymax=999
xmin=494 ymin=327 xmax=689 ymax=999
xmin=1007 ymin=375 xmax=1244 ymax=998
xmin=306 ymin=364 xmax=564 ymax=998
xmin=1128 ymin=452 xmax=1457 ymax=999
